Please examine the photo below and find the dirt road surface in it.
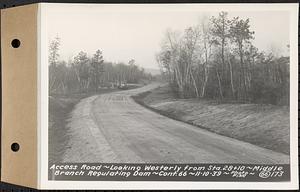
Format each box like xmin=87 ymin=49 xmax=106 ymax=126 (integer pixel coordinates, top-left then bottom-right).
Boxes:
xmin=62 ymin=83 xmax=289 ymax=163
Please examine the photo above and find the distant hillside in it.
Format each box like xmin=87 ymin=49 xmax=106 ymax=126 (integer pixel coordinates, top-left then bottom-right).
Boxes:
xmin=144 ymin=68 xmax=161 ymax=75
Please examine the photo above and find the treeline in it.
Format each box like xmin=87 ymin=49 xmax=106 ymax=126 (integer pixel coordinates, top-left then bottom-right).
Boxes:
xmin=49 ymin=37 xmax=152 ymax=95
xmin=156 ymin=12 xmax=289 ymax=105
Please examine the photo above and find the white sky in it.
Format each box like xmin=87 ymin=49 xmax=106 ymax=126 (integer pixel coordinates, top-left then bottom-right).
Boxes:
xmin=45 ymin=4 xmax=290 ymax=69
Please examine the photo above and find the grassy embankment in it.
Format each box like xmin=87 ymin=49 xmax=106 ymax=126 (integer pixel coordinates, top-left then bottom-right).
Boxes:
xmin=49 ymin=85 xmax=141 ymax=163
xmin=132 ymin=85 xmax=290 ymax=155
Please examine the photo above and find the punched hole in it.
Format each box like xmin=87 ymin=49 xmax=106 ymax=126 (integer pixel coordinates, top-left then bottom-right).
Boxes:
xmin=11 ymin=143 xmax=20 ymax=152
xmin=11 ymin=39 xmax=21 ymax=48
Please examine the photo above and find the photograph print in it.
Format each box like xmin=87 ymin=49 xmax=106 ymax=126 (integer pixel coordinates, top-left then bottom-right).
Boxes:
xmin=46 ymin=3 xmax=297 ymax=184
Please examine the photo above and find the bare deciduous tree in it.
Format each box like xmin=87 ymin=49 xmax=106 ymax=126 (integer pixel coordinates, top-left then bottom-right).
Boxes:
xmin=157 ymin=12 xmax=289 ymax=105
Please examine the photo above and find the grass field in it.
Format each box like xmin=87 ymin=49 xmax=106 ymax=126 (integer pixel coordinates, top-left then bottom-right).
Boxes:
xmin=132 ymin=85 xmax=290 ymax=155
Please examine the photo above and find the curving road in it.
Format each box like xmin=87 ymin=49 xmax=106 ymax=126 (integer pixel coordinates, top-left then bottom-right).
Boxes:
xmin=62 ymin=83 xmax=289 ymax=164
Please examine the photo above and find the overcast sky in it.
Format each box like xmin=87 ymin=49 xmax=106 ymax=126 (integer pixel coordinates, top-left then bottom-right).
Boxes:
xmin=45 ymin=4 xmax=290 ymax=69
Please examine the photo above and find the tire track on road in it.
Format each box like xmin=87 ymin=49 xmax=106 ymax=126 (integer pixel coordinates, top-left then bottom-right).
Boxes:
xmin=63 ymin=83 xmax=289 ymax=164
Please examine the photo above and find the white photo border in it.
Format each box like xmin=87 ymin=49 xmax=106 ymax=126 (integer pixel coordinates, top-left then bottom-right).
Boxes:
xmin=38 ymin=3 xmax=299 ymax=190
